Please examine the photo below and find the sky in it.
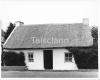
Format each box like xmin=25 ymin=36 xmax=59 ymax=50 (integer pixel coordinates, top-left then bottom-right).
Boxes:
xmin=0 ymin=0 xmax=99 ymax=31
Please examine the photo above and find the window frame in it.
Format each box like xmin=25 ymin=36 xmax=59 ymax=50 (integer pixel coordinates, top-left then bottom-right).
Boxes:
xmin=28 ymin=52 xmax=34 ymax=62
xmin=64 ymin=52 xmax=73 ymax=62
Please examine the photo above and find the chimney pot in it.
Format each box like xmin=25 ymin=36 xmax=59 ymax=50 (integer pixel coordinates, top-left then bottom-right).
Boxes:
xmin=83 ymin=18 xmax=89 ymax=26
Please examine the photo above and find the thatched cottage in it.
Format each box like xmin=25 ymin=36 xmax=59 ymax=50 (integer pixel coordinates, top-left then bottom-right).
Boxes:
xmin=3 ymin=19 xmax=93 ymax=70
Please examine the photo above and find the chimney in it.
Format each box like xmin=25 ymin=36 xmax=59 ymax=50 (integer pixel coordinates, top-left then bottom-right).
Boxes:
xmin=83 ymin=18 xmax=89 ymax=26
xmin=14 ymin=21 xmax=24 ymax=27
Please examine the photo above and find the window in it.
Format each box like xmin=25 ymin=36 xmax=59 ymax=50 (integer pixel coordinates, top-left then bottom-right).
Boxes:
xmin=65 ymin=52 xmax=72 ymax=62
xmin=28 ymin=52 xmax=34 ymax=62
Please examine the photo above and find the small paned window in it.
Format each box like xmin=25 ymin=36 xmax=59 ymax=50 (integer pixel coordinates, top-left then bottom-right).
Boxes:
xmin=28 ymin=52 xmax=34 ymax=62
xmin=65 ymin=52 xmax=72 ymax=62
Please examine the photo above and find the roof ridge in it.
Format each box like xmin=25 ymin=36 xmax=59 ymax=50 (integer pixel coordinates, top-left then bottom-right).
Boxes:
xmin=19 ymin=23 xmax=83 ymax=27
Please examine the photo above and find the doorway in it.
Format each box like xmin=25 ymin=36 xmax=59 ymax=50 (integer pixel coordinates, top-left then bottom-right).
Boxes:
xmin=43 ymin=50 xmax=53 ymax=69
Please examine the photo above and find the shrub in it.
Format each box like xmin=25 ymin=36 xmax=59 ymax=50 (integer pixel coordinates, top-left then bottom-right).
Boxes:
xmin=68 ymin=47 xmax=98 ymax=69
xmin=2 ymin=51 xmax=25 ymax=66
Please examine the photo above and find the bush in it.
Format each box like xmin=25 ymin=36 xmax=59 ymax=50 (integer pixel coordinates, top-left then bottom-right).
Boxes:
xmin=2 ymin=51 xmax=25 ymax=66
xmin=68 ymin=47 xmax=98 ymax=69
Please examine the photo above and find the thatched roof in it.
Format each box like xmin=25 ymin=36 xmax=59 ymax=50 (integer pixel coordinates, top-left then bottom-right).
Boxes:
xmin=3 ymin=23 xmax=93 ymax=49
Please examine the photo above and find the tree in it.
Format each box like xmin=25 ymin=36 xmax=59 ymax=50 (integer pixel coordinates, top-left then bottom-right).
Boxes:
xmin=91 ymin=26 xmax=98 ymax=49
xmin=91 ymin=26 xmax=98 ymax=39
xmin=4 ymin=23 xmax=15 ymax=40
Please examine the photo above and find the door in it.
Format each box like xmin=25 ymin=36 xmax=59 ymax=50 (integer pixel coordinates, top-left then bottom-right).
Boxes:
xmin=43 ymin=50 xmax=53 ymax=69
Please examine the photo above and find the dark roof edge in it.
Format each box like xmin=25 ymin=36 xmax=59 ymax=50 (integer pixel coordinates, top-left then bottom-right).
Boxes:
xmin=3 ymin=46 xmax=93 ymax=50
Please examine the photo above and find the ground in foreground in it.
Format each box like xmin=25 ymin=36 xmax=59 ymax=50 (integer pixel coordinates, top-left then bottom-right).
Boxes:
xmin=1 ymin=70 xmax=98 ymax=78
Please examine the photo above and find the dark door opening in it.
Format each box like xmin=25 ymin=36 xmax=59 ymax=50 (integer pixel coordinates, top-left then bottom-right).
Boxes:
xmin=43 ymin=50 xmax=53 ymax=69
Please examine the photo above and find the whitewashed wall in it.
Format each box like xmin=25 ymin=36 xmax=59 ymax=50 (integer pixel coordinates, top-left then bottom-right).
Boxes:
xmin=53 ymin=49 xmax=78 ymax=70
xmin=12 ymin=48 xmax=78 ymax=70
xmin=24 ymin=50 xmax=44 ymax=70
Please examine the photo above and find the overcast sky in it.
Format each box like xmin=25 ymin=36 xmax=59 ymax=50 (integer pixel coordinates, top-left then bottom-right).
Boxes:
xmin=0 ymin=0 xmax=99 ymax=31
